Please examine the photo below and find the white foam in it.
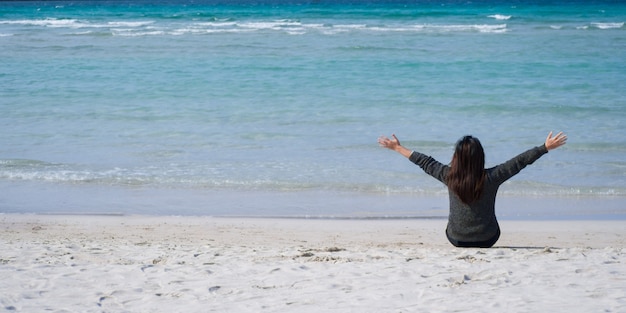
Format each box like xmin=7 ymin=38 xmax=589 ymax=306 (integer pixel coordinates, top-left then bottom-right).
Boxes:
xmin=591 ymin=22 xmax=624 ymax=29
xmin=238 ymin=20 xmax=302 ymax=30
xmin=68 ymin=31 xmax=94 ymax=36
xmin=364 ymin=24 xmax=508 ymax=33
xmin=488 ymin=14 xmax=512 ymax=20
xmin=419 ymin=24 xmax=508 ymax=33
xmin=310 ymin=24 xmax=362 ymax=35
xmin=111 ymin=29 xmax=166 ymax=37
xmin=195 ymin=21 xmax=237 ymax=27
xmin=107 ymin=21 xmax=154 ymax=27
xmin=180 ymin=28 xmax=256 ymax=35
xmin=303 ymin=23 xmax=326 ymax=29
xmin=335 ymin=24 xmax=368 ymax=29
xmin=1 ymin=19 xmax=155 ymax=30
xmin=185 ymin=20 xmax=311 ymax=35
xmin=1 ymin=18 xmax=509 ymax=36
xmin=0 ymin=18 xmax=81 ymax=27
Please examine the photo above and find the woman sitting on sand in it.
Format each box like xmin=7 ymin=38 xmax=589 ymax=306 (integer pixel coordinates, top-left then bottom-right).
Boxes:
xmin=378 ymin=132 xmax=567 ymax=248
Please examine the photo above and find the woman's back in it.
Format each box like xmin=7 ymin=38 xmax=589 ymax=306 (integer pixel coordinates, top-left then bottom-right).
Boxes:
xmin=379 ymin=132 xmax=567 ymax=248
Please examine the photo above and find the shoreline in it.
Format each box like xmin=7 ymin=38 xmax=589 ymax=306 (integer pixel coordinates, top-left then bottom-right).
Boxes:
xmin=2 ymin=213 xmax=624 ymax=249
xmin=5 ymin=208 xmax=626 ymax=221
xmin=2 ymin=181 xmax=625 ymax=219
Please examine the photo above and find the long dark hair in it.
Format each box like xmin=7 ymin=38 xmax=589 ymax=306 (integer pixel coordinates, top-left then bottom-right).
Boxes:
xmin=447 ymin=136 xmax=486 ymax=204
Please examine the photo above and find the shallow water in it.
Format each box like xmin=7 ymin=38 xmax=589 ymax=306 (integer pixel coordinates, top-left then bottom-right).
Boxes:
xmin=1 ymin=0 xmax=625 ymax=217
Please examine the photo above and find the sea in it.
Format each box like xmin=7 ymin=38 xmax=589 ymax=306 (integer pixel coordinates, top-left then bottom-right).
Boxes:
xmin=1 ymin=0 xmax=625 ymax=219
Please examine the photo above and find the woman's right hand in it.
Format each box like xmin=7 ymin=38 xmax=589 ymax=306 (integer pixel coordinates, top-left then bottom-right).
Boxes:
xmin=545 ymin=131 xmax=567 ymax=150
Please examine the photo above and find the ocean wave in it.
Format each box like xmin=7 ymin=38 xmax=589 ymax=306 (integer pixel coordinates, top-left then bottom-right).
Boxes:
xmin=545 ymin=23 xmax=624 ymax=31
xmin=1 ymin=17 xmax=508 ymax=36
xmin=0 ymin=159 xmax=51 ymax=167
xmin=200 ymin=22 xmax=508 ymax=35
xmin=107 ymin=21 xmax=155 ymax=27
xmin=194 ymin=21 xmax=238 ymax=27
xmin=111 ymin=30 xmax=168 ymax=37
xmin=488 ymin=14 xmax=511 ymax=20
xmin=1 ymin=159 xmax=623 ymax=197
xmin=0 ymin=18 xmax=156 ymax=29
xmin=590 ymin=22 xmax=624 ymax=30
xmin=0 ymin=18 xmax=86 ymax=28
xmin=416 ymin=24 xmax=507 ymax=33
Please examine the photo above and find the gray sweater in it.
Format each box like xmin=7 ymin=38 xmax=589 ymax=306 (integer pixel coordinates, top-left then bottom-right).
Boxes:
xmin=409 ymin=144 xmax=549 ymax=243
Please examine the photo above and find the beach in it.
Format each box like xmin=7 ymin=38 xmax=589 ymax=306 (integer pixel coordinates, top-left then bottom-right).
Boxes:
xmin=1 ymin=214 xmax=624 ymax=312
xmin=1 ymin=1 xmax=625 ymax=311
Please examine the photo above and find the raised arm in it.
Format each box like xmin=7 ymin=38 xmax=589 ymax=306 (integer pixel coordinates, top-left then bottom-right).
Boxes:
xmin=378 ymin=134 xmax=448 ymax=183
xmin=489 ymin=131 xmax=568 ymax=184
xmin=378 ymin=134 xmax=413 ymax=158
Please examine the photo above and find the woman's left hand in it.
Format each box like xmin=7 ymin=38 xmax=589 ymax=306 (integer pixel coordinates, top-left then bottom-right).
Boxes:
xmin=379 ymin=134 xmax=413 ymax=158
xmin=545 ymin=131 xmax=567 ymax=150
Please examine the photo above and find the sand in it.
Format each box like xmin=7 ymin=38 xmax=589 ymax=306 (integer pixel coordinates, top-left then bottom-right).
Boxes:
xmin=0 ymin=214 xmax=624 ymax=312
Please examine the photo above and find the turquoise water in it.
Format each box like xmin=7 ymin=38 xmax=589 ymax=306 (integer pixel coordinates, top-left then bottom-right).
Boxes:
xmin=1 ymin=1 xmax=625 ymax=218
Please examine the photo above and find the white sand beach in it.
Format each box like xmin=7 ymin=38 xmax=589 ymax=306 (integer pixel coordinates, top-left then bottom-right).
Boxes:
xmin=0 ymin=214 xmax=624 ymax=312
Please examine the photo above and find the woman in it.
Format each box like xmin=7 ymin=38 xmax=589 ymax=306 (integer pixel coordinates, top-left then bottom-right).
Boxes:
xmin=378 ymin=132 xmax=567 ymax=248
